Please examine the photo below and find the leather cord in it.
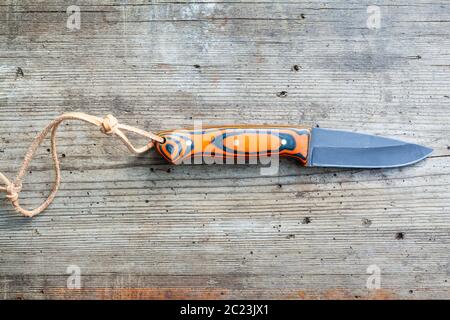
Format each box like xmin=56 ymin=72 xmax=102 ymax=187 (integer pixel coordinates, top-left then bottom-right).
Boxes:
xmin=0 ymin=112 xmax=164 ymax=218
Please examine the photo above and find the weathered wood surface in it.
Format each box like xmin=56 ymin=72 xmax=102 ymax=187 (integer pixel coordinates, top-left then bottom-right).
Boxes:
xmin=0 ymin=0 xmax=449 ymax=300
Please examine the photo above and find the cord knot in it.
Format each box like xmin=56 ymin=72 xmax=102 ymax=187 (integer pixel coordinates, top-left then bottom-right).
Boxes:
xmin=6 ymin=183 xmax=21 ymax=203
xmin=101 ymin=114 xmax=119 ymax=135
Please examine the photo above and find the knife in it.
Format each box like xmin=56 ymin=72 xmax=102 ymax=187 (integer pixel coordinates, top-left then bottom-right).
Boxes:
xmin=0 ymin=114 xmax=433 ymax=218
xmin=154 ymin=126 xmax=433 ymax=168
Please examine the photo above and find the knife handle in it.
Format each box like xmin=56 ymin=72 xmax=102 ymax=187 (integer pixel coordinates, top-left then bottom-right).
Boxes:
xmin=154 ymin=126 xmax=311 ymax=165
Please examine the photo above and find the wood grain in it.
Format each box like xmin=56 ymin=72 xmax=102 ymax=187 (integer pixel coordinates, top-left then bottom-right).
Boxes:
xmin=0 ymin=0 xmax=449 ymax=299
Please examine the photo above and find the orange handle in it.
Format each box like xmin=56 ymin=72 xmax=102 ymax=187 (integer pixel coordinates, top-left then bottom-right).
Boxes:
xmin=155 ymin=126 xmax=311 ymax=165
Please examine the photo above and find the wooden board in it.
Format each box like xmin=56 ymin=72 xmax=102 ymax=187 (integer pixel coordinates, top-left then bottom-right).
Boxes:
xmin=0 ymin=0 xmax=449 ymax=299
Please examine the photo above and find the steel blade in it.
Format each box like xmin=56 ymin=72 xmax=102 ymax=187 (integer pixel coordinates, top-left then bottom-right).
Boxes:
xmin=308 ymin=128 xmax=433 ymax=168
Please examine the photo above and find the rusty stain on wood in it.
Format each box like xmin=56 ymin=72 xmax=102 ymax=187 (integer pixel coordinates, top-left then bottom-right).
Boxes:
xmin=45 ymin=288 xmax=230 ymax=300
xmin=42 ymin=287 xmax=400 ymax=300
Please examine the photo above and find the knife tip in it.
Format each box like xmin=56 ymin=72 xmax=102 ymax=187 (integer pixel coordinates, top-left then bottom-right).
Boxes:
xmin=424 ymin=146 xmax=433 ymax=157
xmin=415 ymin=144 xmax=433 ymax=163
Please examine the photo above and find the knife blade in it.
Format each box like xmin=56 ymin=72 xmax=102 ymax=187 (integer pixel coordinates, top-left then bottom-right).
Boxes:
xmin=308 ymin=128 xmax=432 ymax=168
